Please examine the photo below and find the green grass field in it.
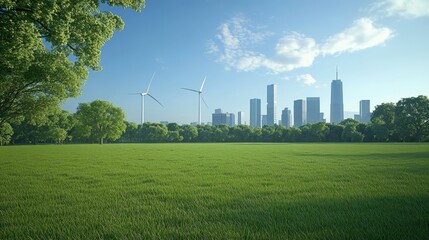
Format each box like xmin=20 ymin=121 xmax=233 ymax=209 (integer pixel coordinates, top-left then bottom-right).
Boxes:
xmin=0 ymin=143 xmax=428 ymax=239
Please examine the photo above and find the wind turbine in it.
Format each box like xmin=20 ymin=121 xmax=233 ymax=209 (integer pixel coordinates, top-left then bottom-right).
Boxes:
xmin=182 ymin=77 xmax=208 ymax=125
xmin=129 ymin=72 xmax=163 ymax=124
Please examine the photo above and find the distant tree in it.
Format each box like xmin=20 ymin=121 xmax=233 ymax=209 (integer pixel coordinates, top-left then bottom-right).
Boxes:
xmin=140 ymin=123 xmax=168 ymax=143
xmin=118 ymin=121 xmax=139 ymax=143
xmin=283 ymin=127 xmax=301 ymax=142
xmin=340 ymin=118 xmax=359 ymax=126
xmin=395 ymin=95 xmax=429 ymax=141
xmin=167 ymin=123 xmax=180 ymax=132
xmin=0 ymin=0 xmax=144 ymax=125
xmin=0 ymin=122 xmax=13 ymax=146
xmin=251 ymin=127 xmax=262 ymax=142
xmin=180 ymin=125 xmax=198 ymax=142
xmin=231 ymin=125 xmax=253 ymax=142
xmin=371 ymin=103 xmax=397 ymax=141
xmin=342 ymin=124 xmax=363 ymax=142
xmin=371 ymin=118 xmax=390 ymax=142
xmin=300 ymin=123 xmax=328 ymax=142
xmin=262 ymin=125 xmax=276 ymax=142
xmin=197 ymin=125 xmax=214 ymax=142
xmin=212 ymin=125 xmax=229 ymax=142
xmin=9 ymin=109 xmax=74 ymax=144
xmin=167 ymin=130 xmax=183 ymax=142
xmin=325 ymin=124 xmax=345 ymax=142
xmin=74 ymin=100 xmax=126 ymax=144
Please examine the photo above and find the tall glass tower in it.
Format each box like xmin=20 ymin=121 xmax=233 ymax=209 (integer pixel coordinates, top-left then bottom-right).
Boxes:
xmin=281 ymin=108 xmax=292 ymax=127
xmin=294 ymin=99 xmax=306 ymax=127
xmin=250 ymin=98 xmax=261 ymax=127
xmin=267 ymin=84 xmax=277 ymax=126
xmin=359 ymin=100 xmax=371 ymax=123
xmin=306 ymin=97 xmax=321 ymax=124
xmin=330 ymin=69 xmax=344 ymax=124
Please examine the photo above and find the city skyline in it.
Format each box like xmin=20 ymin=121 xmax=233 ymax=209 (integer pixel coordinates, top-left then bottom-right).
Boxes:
xmin=62 ymin=0 xmax=429 ymax=124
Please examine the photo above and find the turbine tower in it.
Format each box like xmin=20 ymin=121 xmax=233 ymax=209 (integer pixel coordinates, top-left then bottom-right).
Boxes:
xmin=130 ymin=72 xmax=163 ymax=124
xmin=182 ymin=77 xmax=208 ymax=125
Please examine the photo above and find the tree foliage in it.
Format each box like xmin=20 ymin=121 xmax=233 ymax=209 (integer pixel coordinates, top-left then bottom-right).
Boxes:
xmin=0 ymin=0 xmax=144 ymax=125
xmin=74 ymin=100 xmax=126 ymax=144
xmin=0 ymin=122 xmax=13 ymax=145
xmin=4 ymin=95 xmax=429 ymax=144
xmin=395 ymin=95 xmax=429 ymax=142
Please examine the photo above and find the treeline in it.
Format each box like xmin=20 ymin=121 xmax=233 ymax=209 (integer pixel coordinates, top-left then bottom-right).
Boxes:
xmin=0 ymin=95 xmax=428 ymax=145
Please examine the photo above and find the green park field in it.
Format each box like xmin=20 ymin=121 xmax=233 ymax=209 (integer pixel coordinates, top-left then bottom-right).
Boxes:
xmin=0 ymin=143 xmax=428 ymax=239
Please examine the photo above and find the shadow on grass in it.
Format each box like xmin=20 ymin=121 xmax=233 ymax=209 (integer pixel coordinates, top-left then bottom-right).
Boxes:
xmin=190 ymin=194 xmax=429 ymax=239
xmin=295 ymin=152 xmax=429 ymax=160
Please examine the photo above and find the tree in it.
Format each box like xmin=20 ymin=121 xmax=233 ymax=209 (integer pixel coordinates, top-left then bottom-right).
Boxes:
xmin=371 ymin=103 xmax=397 ymax=141
xmin=300 ymin=123 xmax=328 ymax=142
xmin=0 ymin=1 xmax=144 ymax=125
xmin=342 ymin=125 xmax=363 ymax=142
xmin=212 ymin=125 xmax=229 ymax=142
xmin=0 ymin=122 xmax=13 ymax=145
xmin=74 ymin=100 xmax=126 ymax=144
xmin=140 ymin=123 xmax=168 ymax=143
xmin=395 ymin=95 xmax=429 ymax=142
xmin=283 ymin=127 xmax=301 ymax=142
xmin=180 ymin=125 xmax=198 ymax=142
xmin=118 ymin=121 xmax=139 ymax=143
xmin=325 ymin=124 xmax=345 ymax=142
xmin=197 ymin=125 xmax=214 ymax=142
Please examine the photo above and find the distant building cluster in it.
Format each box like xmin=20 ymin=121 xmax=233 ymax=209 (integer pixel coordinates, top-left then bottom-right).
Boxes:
xmin=212 ymin=109 xmax=235 ymax=126
xmin=210 ymin=69 xmax=372 ymax=127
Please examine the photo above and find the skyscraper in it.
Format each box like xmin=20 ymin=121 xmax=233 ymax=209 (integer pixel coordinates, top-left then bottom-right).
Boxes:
xmin=229 ymin=113 xmax=235 ymax=127
xmin=250 ymin=98 xmax=261 ymax=127
xmin=212 ymin=109 xmax=226 ymax=126
xmin=212 ymin=109 xmax=233 ymax=126
xmin=306 ymin=97 xmax=321 ymax=124
xmin=330 ymin=69 xmax=344 ymax=124
xmin=294 ymin=99 xmax=306 ymax=127
xmin=281 ymin=108 xmax=292 ymax=127
xmin=359 ymin=100 xmax=371 ymax=123
xmin=262 ymin=115 xmax=268 ymax=126
xmin=267 ymin=84 xmax=277 ymax=126
xmin=237 ymin=111 xmax=245 ymax=125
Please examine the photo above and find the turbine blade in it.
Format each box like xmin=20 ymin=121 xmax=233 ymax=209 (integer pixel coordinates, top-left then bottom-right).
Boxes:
xmin=181 ymin=88 xmax=200 ymax=93
xmin=147 ymin=93 xmax=164 ymax=107
xmin=201 ymin=95 xmax=209 ymax=108
xmin=128 ymin=93 xmax=141 ymax=95
xmin=200 ymin=76 xmax=206 ymax=92
xmin=146 ymin=72 xmax=156 ymax=93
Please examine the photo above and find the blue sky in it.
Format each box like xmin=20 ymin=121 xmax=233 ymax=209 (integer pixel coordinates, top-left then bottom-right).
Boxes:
xmin=63 ymin=0 xmax=429 ymax=124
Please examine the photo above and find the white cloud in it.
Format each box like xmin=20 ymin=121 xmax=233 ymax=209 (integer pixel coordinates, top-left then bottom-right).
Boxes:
xmin=206 ymin=39 xmax=219 ymax=54
xmin=296 ymin=74 xmax=316 ymax=86
xmin=275 ymin=33 xmax=319 ymax=70
xmin=374 ymin=0 xmax=429 ymax=17
xmin=209 ymin=15 xmax=392 ymax=74
xmin=321 ymin=18 xmax=393 ymax=55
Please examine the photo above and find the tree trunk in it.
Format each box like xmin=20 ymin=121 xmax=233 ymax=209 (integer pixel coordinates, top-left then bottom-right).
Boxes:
xmin=100 ymin=137 xmax=103 ymax=144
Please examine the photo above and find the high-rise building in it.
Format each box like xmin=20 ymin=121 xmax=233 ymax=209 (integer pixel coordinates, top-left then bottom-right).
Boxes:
xmin=354 ymin=114 xmax=361 ymax=122
xmin=330 ymin=69 xmax=344 ymax=124
xmin=359 ymin=100 xmax=371 ymax=123
xmin=294 ymin=99 xmax=306 ymax=127
xmin=262 ymin=115 xmax=268 ymax=126
xmin=212 ymin=109 xmax=232 ymax=126
xmin=229 ymin=113 xmax=235 ymax=127
xmin=319 ymin=113 xmax=326 ymax=123
xmin=237 ymin=111 xmax=245 ymax=125
xmin=306 ymin=97 xmax=321 ymax=124
xmin=267 ymin=84 xmax=277 ymax=126
xmin=250 ymin=98 xmax=261 ymax=127
xmin=281 ymin=108 xmax=292 ymax=127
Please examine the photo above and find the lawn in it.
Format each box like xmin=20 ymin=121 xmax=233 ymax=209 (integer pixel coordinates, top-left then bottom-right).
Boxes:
xmin=0 ymin=143 xmax=428 ymax=239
